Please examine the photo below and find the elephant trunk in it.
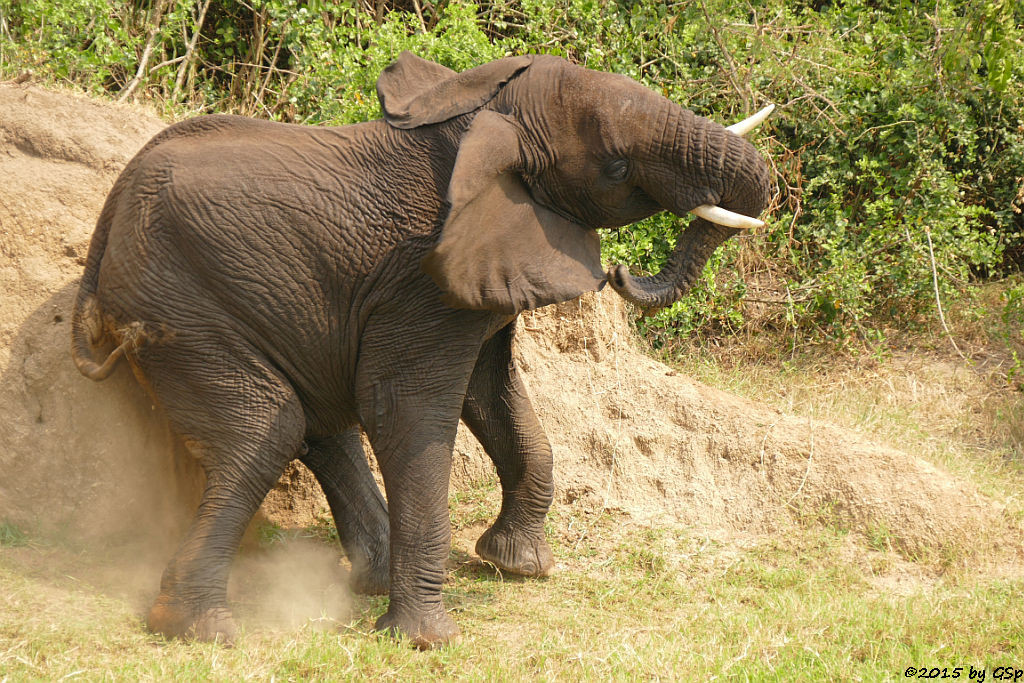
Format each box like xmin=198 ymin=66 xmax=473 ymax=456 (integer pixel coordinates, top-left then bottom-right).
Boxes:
xmin=608 ymin=105 xmax=771 ymax=309
xmin=607 ymin=219 xmax=736 ymax=309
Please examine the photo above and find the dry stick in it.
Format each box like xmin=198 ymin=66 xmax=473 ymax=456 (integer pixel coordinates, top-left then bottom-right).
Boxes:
xmin=412 ymin=0 xmax=428 ymax=34
xmin=243 ymin=6 xmax=268 ymax=110
xmin=698 ymin=0 xmax=750 ymax=110
xmin=925 ymin=227 xmax=967 ymax=361
xmin=148 ymin=54 xmax=187 ymax=74
xmin=894 ymin=168 xmax=965 ymax=360
xmin=851 ymin=120 xmax=916 ymax=145
xmin=172 ymin=0 xmax=211 ymax=101
xmin=255 ymin=20 xmax=289 ymax=114
xmin=119 ymin=0 xmax=173 ymax=103
xmin=782 ymin=414 xmax=814 ymax=510
xmin=759 ymin=423 xmax=776 ymax=470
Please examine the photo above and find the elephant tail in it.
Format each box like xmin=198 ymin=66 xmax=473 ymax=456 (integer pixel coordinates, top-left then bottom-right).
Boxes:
xmin=71 ymin=173 xmax=133 ymax=382
xmin=71 ymin=294 xmax=136 ymax=381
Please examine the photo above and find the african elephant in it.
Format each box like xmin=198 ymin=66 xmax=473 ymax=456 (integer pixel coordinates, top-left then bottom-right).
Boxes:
xmin=70 ymin=52 xmax=771 ymax=648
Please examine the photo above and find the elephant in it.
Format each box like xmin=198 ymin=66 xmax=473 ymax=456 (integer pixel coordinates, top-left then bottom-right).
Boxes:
xmin=70 ymin=51 xmax=772 ymax=648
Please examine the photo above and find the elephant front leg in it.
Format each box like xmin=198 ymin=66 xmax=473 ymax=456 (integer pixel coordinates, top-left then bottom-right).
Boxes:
xmin=462 ymin=322 xmax=555 ymax=578
xmin=361 ymin=379 xmax=468 ymax=649
xmin=299 ymin=429 xmax=390 ymax=595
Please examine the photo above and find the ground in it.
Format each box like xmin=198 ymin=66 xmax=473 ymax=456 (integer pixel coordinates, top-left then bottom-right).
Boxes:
xmin=0 ymin=79 xmax=1021 ymax=678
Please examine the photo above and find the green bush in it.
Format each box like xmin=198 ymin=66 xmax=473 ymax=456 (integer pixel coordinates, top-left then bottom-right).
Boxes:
xmin=2 ymin=0 xmax=1021 ymax=347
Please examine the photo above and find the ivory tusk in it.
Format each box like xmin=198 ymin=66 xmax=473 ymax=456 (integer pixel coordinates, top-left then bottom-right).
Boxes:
xmin=692 ymin=204 xmax=765 ymax=230
xmin=725 ymin=103 xmax=776 ymax=137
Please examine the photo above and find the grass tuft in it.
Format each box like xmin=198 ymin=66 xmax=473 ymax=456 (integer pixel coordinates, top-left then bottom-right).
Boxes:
xmin=0 ymin=520 xmax=28 ymax=547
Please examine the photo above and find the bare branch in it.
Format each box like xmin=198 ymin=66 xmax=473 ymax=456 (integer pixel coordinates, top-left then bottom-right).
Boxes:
xmin=173 ymin=0 xmax=212 ymax=101
xmin=119 ymin=0 xmax=174 ymax=103
xmin=412 ymin=0 xmax=428 ymax=34
xmin=698 ymin=0 xmax=751 ymax=111
xmin=925 ymin=227 xmax=967 ymax=361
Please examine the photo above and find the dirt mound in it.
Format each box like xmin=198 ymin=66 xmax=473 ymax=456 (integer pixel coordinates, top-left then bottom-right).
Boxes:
xmin=0 ymin=81 xmax=1005 ymax=556
xmin=0 ymin=83 xmax=320 ymax=540
xmin=0 ymin=84 xmax=181 ymax=540
xmin=514 ymin=295 xmax=1005 ymax=555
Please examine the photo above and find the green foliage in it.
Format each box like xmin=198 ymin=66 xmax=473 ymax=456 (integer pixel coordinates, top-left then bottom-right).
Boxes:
xmin=2 ymin=0 xmax=1022 ymax=346
xmin=1002 ymin=280 xmax=1024 ymax=332
xmin=0 ymin=0 xmax=141 ymax=92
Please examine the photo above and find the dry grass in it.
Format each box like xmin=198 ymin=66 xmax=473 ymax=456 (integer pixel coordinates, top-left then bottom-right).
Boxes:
xmin=666 ymin=281 xmax=1024 ymax=505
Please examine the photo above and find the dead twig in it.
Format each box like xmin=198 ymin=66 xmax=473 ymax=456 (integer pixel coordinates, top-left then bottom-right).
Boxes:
xmin=119 ymin=0 xmax=173 ymax=102
xmin=172 ymin=0 xmax=211 ymax=101
xmin=698 ymin=0 xmax=751 ymax=110
xmin=147 ymin=55 xmax=187 ymax=74
xmin=412 ymin=0 xmax=428 ymax=34
xmin=782 ymin=415 xmax=815 ymax=510
xmin=851 ymin=120 xmax=917 ymax=145
xmin=255 ymin=19 xmax=290 ymax=111
xmin=925 ymin=227 xmax=967 ymax=361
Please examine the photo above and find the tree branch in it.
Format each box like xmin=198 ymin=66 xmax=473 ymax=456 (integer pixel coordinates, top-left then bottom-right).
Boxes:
xmin=118 ymin=0 xmax=173 ymax=103
xmin=173 ymin=0 xmax=211 ymax=101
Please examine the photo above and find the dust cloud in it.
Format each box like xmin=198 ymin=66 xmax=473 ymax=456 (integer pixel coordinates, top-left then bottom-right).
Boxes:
xmin=230 ymin=537 xmax=354 ymax=631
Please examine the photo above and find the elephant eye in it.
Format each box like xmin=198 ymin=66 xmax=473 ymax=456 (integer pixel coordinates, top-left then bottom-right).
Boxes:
xmin=604 ymin=158 xmax=629 ymax=182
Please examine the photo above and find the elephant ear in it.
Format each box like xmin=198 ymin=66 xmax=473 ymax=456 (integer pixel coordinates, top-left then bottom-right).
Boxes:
xmin=422 ymin=110 xmax=606 ymax=314
xmin=377 ymin=52 xmax=532 ymax=129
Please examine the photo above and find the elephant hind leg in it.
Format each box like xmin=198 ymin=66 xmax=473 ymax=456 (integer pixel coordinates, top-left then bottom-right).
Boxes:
xmin=299 ymin=429 xmax=390 ymax=595
xmin=133 ymin=342 xmax=306 ymax=643
xmin=462 ymin=321 xmax=555 ymax=578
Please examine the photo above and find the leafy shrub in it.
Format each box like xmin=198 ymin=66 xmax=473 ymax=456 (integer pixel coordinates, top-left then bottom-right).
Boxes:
xmin=2 ymin=0 xmax=1021 ymax=348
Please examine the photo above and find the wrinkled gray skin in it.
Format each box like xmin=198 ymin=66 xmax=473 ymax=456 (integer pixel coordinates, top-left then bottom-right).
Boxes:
xmin=71 ymin=53 xmax=769 ymax=648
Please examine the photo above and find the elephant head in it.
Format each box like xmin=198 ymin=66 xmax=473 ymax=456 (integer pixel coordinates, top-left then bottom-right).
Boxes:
xmin=377 ymin=52 xmax=772 ymax=314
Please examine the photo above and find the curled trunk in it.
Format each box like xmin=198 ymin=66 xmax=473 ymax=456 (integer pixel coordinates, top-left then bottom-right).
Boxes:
xmin=607 ymin=219 xmax=735 ymax=309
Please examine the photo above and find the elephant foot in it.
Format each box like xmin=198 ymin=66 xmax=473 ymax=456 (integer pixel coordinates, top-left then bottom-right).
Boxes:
xmin=147 ymin=597 xmax=238 ymax=644
xmin=475 ymin=525 xmax=555 ymax=577
xmin=374 ymin=605 xmax=459 ymax=650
